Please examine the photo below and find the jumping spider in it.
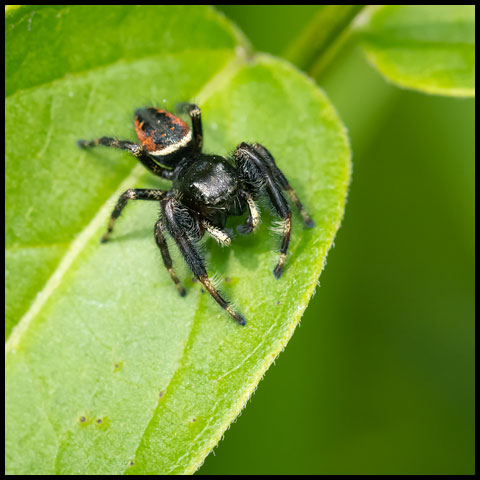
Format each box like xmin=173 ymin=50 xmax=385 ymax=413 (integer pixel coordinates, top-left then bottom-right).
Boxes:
xmin=78 ymin=103 xmax=314 ymax=325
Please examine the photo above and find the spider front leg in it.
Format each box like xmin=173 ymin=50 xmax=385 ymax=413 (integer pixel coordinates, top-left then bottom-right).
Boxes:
xmin=237 ymin=192 xmax=260 ymax=235
xmin=235 ymin=142 xmax=313 ymax=278
xmin=202 ymin=220 xmax=232 ymax=247
xmin=162 ymin=197 xmax=246 ymax=325
xmin=176 ymin=103 xmax=203 ymax=151
xmin=101 ymin=188 xmax=166 ymax=243
xmin=77 ymin=136 xmax=174 ymax=180
xmin=250 ymin=143 xmax=314 ymax=228
xmin=265 ymin=184 xmax=292 ymax=279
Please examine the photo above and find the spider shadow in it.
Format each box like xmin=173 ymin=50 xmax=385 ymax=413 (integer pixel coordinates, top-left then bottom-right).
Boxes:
xmin=216 ymin=211 xmax=291 ymax=273
xmin=107 ymin=227 xmax=153 ymax=244
xmin=207 ymin=227 xmax=263 ymax=275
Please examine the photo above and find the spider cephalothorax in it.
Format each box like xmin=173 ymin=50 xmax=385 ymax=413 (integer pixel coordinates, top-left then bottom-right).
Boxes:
xmin=78 ymin=103 xmax=314 ymax=325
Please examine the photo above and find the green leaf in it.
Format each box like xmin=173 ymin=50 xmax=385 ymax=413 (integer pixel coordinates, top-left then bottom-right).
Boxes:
xmin=360 ymin=5 xmax=475 ymax=97
xmin=5 ymin=5 xmax=351 ymax=475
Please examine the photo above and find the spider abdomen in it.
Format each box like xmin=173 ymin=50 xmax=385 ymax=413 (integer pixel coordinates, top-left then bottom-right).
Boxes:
xmin=135 ymin=108 xmax=193 ymax=164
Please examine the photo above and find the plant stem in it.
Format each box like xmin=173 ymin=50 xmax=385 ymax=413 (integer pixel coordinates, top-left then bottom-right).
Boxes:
xmin=284 ymin=5 xmax=366 ymax=79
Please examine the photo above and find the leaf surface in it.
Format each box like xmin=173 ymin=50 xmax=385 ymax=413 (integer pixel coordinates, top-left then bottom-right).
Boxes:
xmin=5 ymin=5 xmax=350 ymax=474
xmin=360 ymin=5 xmax=475 ymax=97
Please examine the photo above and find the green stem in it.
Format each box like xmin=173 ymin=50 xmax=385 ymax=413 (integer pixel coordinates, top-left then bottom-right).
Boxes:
xmin=284 ymin=5 xmax=366 ymax=78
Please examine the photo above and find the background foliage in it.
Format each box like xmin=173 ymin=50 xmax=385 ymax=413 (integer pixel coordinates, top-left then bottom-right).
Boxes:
xmin=198 ymin=5 xmax=475 ymax=475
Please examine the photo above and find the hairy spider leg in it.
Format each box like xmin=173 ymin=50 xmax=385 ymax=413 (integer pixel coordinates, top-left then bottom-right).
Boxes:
xmin=154 ymin=219 xmax=186 ymax=296
xmin=78 ymin=137 xmax=175 ymax=180
xmin=265 ymin=180 xmax=292 ymax=279
xmin=101 ymin=188 xmax=167 ymax=243
xmin=176 ymin=103 xmax=203 ymax=151
xmin=202 ymin=220 xmax=232 ymax=247
xmin=251 ymin=143 xmax=315 ymax=228
xmin=237 ymin=192 xmax=261 ymax=235
xmin=235 ymin=143 xmax=295 ymax=279
xmin=162 ymin=197 xmax=246 ymax=325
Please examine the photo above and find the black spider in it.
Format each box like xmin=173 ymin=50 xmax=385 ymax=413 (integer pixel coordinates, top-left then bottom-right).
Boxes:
xmin=78 ymin=103 xmax=314 ymax=325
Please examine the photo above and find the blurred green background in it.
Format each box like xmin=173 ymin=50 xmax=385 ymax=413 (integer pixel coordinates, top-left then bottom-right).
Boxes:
xmin=198 ymin=6 xmax=475 ymax=475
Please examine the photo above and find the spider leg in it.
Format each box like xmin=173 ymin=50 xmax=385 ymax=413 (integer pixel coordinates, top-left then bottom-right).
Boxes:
xmin=101 ymin=188 xmax=166 ymax=243
xmin=202 ymin=220 xmax=232 ymax=247
xmin=78 ymin=137 xmax=174 ymax=180
xmin=162 ymin=197 xmax=246 ymax=325
xmin=250 ymin=143 xmax=314 ymax=228
xmin=235 ymin=142 xmax=296 ymax=279
xmin=265 ymin=183 xmax=292 ymax=279
xmin=176 ymin=103 xmax=203 ymax=151
xmin=237 ymin=192 xmax=260 ymax=235
xmin=154 ymin=219 xmax=186 ymax=296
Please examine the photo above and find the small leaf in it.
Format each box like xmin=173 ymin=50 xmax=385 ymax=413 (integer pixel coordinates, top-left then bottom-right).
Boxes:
xmin=5 ymin=5 xmax=350 ymax=475
xmin=360 ymin=5 xmax=475 ymax=97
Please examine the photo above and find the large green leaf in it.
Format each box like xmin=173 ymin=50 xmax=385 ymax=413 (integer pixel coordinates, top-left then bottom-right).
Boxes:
xmin=5 ymin=5 xmax=350 ymax=474
xmin=360 ymin=5 xmax=475 ymax=97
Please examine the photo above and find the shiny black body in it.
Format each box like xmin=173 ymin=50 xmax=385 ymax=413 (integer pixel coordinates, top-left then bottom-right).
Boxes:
xmin=173 ymin=155 xmax=245 ymax=228
xmin=78 ymin=103 xmax=313 ymax=325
